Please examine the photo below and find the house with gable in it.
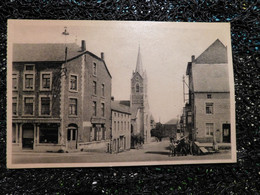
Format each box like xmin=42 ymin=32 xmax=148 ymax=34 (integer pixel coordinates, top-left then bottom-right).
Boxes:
xmin=185 ymin=39 xmax=231 ymax=143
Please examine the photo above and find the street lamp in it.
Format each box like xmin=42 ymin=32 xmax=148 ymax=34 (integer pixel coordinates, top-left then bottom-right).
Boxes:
xmin=61 ymin=26 xmax=69 ymax=77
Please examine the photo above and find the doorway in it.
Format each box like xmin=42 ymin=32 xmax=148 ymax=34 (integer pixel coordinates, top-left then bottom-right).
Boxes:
xmin=67 ymin=124 xmax=78 ymax=150
xmin=22 ymin=124 xmax=34 ymax=149
xmin=222 ymin=124 xmax=231 ymax=143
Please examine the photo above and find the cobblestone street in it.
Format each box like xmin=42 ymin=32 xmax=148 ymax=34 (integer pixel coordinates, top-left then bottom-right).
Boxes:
xmin=12 ymin=140 xmax=231 ymax=165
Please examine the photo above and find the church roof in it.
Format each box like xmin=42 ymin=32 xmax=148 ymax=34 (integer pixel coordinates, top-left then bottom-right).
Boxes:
xmin=135 ymin=45 xmax=143 ymax=74
xmin=194 ymin=39 xmax=227 ymax=64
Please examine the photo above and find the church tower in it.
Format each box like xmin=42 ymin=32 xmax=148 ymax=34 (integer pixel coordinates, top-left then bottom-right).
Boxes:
xmin=130 ymin=46 xmax=151 ymax=143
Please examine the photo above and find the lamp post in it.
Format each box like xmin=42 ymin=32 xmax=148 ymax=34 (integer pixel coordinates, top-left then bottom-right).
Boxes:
xmin=61 ymin=26 xmax=69 ymax=77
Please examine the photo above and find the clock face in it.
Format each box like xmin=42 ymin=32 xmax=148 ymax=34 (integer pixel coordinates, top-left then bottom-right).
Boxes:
xmin=136 ymin=76 xmax=139 ymax=81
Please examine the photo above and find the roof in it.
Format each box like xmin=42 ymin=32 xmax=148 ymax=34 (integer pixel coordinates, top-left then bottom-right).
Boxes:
xmin=13 ymin=43 xmax=84 ymax=62
xmin=135 ymin=45 xmax=143 ymax=74
xmin=192 ymin=64 xmax=230 ymax=92
xmin=111 ymin=101 xmax=131 ymax=114
xmin=194 ymin=39 xmax=228 ymax=64
xmin=118 ymin=100 xmax=130 ymax=107
xmin=165 ymin=118 xmax=178 ymax=125
xmin=13 ymin=43 xmax=112 ymax=78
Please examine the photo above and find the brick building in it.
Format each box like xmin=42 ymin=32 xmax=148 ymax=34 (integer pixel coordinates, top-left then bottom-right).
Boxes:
xmin=12 ymin=41 xmax=112 ymax=152
xmin=110 ymin=100 xmax=131 ymax=153
xmin=185 ymin=39 xmax=231 ymax=143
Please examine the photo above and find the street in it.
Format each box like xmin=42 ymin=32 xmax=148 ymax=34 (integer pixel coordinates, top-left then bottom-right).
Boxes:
xmin=12 ymin=140 xmax=231 ymax=164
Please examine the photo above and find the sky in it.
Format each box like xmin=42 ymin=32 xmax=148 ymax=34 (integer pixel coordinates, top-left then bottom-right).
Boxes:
xmin=8 ymin=20 xmax=231 ymax=123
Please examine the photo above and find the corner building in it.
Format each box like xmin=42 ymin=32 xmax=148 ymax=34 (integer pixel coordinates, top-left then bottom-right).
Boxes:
xmin=12 ymin=41 xmax=112 ymax=152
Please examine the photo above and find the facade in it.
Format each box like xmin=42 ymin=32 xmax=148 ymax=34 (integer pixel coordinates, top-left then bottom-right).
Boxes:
xmin=130 ymin=47 xmax=151 ymax=143
xmin=185 ymin=39 xmax=231 ymax=143
xmin=110 ymin=100 xmax=131 ymax=153
xmin=12 ymin=41 xmax=112 ymax=152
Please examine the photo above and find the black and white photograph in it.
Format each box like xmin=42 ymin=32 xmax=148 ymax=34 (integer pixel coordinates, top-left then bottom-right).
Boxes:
xmin=7 ymin=20 xmax=236 ymax=168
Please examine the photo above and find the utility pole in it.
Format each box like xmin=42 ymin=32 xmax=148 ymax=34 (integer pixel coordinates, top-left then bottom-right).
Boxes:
xmin=62 ymin=26 xmax=69 ymax=77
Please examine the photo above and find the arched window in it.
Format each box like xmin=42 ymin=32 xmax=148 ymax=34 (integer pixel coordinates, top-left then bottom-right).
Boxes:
xmin=136 ymin=83 xmax=139 ymax=93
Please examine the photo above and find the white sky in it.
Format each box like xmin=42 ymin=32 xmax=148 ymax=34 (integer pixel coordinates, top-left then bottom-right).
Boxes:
xmin=9 ymin=20 xmax=231 ymax=123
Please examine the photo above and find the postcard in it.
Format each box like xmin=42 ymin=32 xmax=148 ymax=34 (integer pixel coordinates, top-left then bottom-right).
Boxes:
xmin=7 ymin=20 xmax=236 ymax=168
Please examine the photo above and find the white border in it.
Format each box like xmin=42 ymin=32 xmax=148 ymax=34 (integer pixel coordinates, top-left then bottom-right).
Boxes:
xmin=7 ymin=20 xmax=236 ymax=169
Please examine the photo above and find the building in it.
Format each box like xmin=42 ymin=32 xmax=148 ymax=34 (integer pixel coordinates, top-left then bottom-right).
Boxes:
xmin=130 ymin=47 xmax=151 ymax=143
xmin=12 ymin=41 xmax=112 ymax=152
xmin=110 ymin=100 xmax=131 ymax=153
xmin=185 ymin=39 xmax=231 ymax=143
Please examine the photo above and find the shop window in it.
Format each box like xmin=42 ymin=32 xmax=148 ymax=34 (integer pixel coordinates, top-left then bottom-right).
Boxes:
xmin=39 ymin=124 xmax=58 ymax=143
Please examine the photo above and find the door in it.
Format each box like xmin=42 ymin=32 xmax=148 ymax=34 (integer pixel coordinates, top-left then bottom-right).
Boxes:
xmin=22 ymin=124 xmax=34 ymax=149
xmin=67 ymin=126 xmax=78 ymax=150
xmin=222 ymin=124 xmax=231 ymax=143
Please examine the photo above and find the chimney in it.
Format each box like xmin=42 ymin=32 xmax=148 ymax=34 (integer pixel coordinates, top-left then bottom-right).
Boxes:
xmin=111 ymin=96 xmax=114 ymax=101
xmin=191 ymin=55 xmax=195 ymax=62
xmin=81 ymin=40 xmax=86 ymax=51
xmin=101 ymin=52 xmax=104 ymax=60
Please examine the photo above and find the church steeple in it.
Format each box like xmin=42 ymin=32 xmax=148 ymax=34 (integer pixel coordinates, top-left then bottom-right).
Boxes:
xmin=135 ymin=45 xmax=143 ymax=74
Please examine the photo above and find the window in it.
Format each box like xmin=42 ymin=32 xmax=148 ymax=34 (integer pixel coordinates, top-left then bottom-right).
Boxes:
xmin=12 ymin=97 xmax=18 ymax=116
xmin=39 ymin=124 xmax=58 ymax=143
xmin=40 ymin=96 xmax=51 ymax=116
xmin=101 ymin=84 xmax=105 ymax=96
xmin=101 ymin=103 xmax=105 ymax=117
xmin=124 ymin=121 xmax=126 ymax=130
xmin=12 ymin=124 xmax=17 ymax=143
xmin=136 ymin=83 xmax=139 ymax=92
xmin=92 ymin=101 xmax=97 ymax=116
xmin=206 ymin=123 xmax=214 ymax=136
xmin=67 ymin=128 xmax=77 ymax=141
xmin=24 ymin=74 xmax=34 ymax=90
xmin=23 ymin=96 xmax=34 ymax=115
xmin=121 ymin=122 xmax=123 ymax=131
xmin=69 ymin=98 xmax=77 ymax=116
xmin=117 ymin=121 xmax=119 ymax=131
xmin=40 ymin=73 xmax=52 ymax=91
xmin=23 ymin=65 xmax=35 ymax=91
xmin=206 ymin=103 xmax=214 ymax=114
xmin=93 ymin=62 xmax=97 ymax=76
xmin=207 ymin=94 xmax=212 ymax=99
xmin=12 ymin=73 xmax=18 ymax=90
xmin=93 ymin=81 xmax=97 ymax=95
xmin=114 ymin=121 xmax=116 ymax=131
xmin=25 ymin=65 xmax=34 ymax=71
xmin=69 ymin=74 xmax=78 ymax=91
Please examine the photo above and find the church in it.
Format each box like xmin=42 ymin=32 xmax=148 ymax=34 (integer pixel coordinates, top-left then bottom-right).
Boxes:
xmin=130 ymin=46 xmax=152 ymax=143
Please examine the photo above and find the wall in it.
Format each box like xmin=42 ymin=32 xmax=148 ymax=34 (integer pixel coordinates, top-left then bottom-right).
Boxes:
xmin=195 ymin=92 xmax=230 ymax=143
